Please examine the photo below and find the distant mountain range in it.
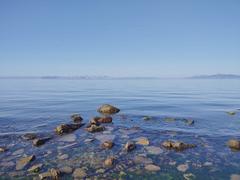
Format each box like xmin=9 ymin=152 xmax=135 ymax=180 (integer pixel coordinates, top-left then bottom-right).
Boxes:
xmin=189 ymin=74 xmax=240 ymax=79
xmin=0 ymin=74 xmax=239 ymax=80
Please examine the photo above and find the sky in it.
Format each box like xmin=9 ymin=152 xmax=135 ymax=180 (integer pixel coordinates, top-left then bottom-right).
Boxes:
xmin=0 ymin=0 xmax=240 ymax=77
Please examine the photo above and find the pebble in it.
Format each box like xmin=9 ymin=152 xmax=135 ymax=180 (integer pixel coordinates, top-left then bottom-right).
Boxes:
xmin=144 ymin=164 xmax=161 ymax=171
xmin=177 ymin=164 xmax=189 ymax=172
xmin=73 ymin=168 xmax=87 ymax=178
xmin=59 ymin=166 xmax=73 ymax=174
xmin=136 ymin=137 xmax=150 ymax=146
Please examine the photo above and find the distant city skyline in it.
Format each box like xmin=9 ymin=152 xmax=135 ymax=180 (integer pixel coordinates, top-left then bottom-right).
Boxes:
xmin=1 ymin=0 xmax=240 ymax=77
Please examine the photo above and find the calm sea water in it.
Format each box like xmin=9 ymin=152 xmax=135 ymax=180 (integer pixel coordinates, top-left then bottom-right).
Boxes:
xmin=0 ymin=79 xmax=240 ymax=136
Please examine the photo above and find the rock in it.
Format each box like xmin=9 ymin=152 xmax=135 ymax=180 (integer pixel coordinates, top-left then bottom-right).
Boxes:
xmin=145 ymin=146 xmax=163 ymax=155
xmin=102 ymin=141 xmax=114 ymax=149
xmin=124 ymin=141 xmax=136 ymax=152
xmin=177 ymin=164 xmax=189 ymax=172
xmin=98 ymin=116 xmax=113 ymax=123
xmin=58 ymin=134 xmax=77 ymax=142
xmin=134 ymin=155 xmax=153 ymax=164
xmin=95 ymin=134 xmax=115 ymax=143
xmin=136 ymin=137 xmax=149 ymax=146
xmin=16 ymin=155 xmax=35 ymax=170
xmin=184 ymin=119 xmax=194 ymax=125
xmin=0 ymin=147 xmax=7 ymax=153
xmin=71 ymin=114 xmax=83 ymax=123
xmin=22 ymin=133 xmax=37 ymax=140
xmin=104 ymin=157 xmax=115 ymax=167
xmin=162 ymin=140 xmax=196 ymax=151
xmin=27 ymin=164 xmax=43 ymax=173
xmin=144 ymin=164 xmax=160 ymax=171
xmin=73 ymin=168 xmax=87 ymax=178
xmin=184 ymin=173 xmax=195 ymax=180
xmin=33 ymin=137 xmax=51 ymax=147
xmin=228 ymin=139 xmax=240 ymax=150
xmin=231 ymin=174 xmax=240 ymax=180
xmin=143 ymin=116 xmax=152 ymax=121
xmin=12 ymin=148 xmax=25 ymax=156
xmin=97 ymin=104 xmax=120 ymax=114
xmin=164 ymin=117 xmax=176 ymax=122
xmin=55 ymin=123 xmax=83 ymax=135
xmin=227 ymin=111 xmax=236 ymax=116
xmin=39 ymin=168 xmax=60 ymax=180
xmin=203 ymin=162 xmax=213 ymax=166
xmin=96 ymin=168 xmax=105 ymax=174
xmin=58 ymin=154 xmax=69 ymax=160
xmin=59 ymin=166 xmax=73 ymax=174
xmin=85 ymin=124 xmax=105 ymax=133
xmin=84 ymin=138 xmax=94 ymax=143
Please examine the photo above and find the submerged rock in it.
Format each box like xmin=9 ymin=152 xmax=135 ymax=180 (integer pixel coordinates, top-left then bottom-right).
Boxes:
xmin=59 ymin=166 xmax=73 ymax=174
xmin=228 ymin=139 xmax=240 ymax=150
xmin=102 ymin=140 xmax=114 ymax=149
xmin=184 ymin=173 xmax=196 ymax=180
xmin=33 ymin=137 xmax=51 ymax=147
xmin=104 ymin=156 xmax=115 ymax=167
xmin=177 ymin=164 xmax=189 ymax=172
xmin=227 ymin=111 xmax=236 ymax=116
xmin=85 ymin=124 xmax=105 ymax=133
xmin=230 ymin=174 xmax=240 ymax=180
xmin=145 ymin=146 xmax=163 ymax=155
xmin=184 ymin=119 xmax=194 ymax=125
xmin=124 ymin=141 xmax=136 ymax=152
xmin=162 ymin=140 xmax=196 ymax=151
xmin=73 ymin=168 xmax=87 ymax=178
xmin=136 ymin=137 xmax=149 ymax=146
xmin=164 ymin=117 xmax=176 ymax=122
xmin=55 ymin=123 xmax=83 ymax=135
xmin=58 ymin=134 xmax=77 ymax=142
xmin=143 ymin=116 xmax=152 ymax=121
xmin=22 ymin=133 xmax=37 ymax=140
xmin=16 ymin=155 xmax=35 ymax=170
xmin=27 ymin=163 xmax=43 ymax=173
xmin=39 ymin=168 xmax=61 ymax=180
xmin=134 ymin=155 xmax=153 ymax=164
xmin=98 ymin=104 xmax=120 ymax=114
xmin=144 ymin=164 xmax=160 ymax=171
xmin=71 ymin=114 xmax=83 ymax=123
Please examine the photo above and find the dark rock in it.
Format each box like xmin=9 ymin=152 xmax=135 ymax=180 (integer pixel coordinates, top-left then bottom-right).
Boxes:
xmin=228 ymin=139 xmax=240 ymax=150
xmin=22 ymin=133 xmax=37 ymax=140
xmin=55 ymin=123 xmax=84 ymax=135
xmin=33 ymin=138 xmax=51 ymax=147
xmin=97 ymin=104 xmax=120 ymax=114
xmin=184 ymin=119 xmax=194 ymax=125
xmin=104 ymin=156 xmax=115 ymax=167
xmin=162 ymin=140 xmax=196 ymax=151
xmin=85 ymin=124 xmax=105 ymax=133
xmin=16 ymin=155 xmax=35 ymax=170
xmin=71 ymin=114 xmax=83 ymax=123
xmin=102 ymin=141 xmax=114 ymax=149
xmin=124 ymin=141 xmax=136 ymax=152
xmin=90 ymin=116 xmax=113 ymax=124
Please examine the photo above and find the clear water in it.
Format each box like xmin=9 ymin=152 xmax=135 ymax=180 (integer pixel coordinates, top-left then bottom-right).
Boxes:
xmin=0 ymin=79 xmax=239 ymax=136
xmin=1 ymin=79 xmax=240 ymax=179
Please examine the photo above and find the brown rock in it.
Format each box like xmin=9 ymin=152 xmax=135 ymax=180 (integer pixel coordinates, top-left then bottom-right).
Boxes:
xmin=104 ymin=157 xmax=115 ymax=167
xmin=39 ymin=168 xmax=60 ymax=180
xmin=71 ymin=114 xmax=83 ymax=123
xmin=55 ymin=123 xmax=83 ymax=135
xmin=162 ymin=140 xmax=196 ymax=151
xmin=85 ymin=124 xmax=105 ymax=133
xmin=73 ymin=168 xmax=87 ymax=178
xmin=27 ymin=163 xmax=43 ymax=173
xmin=102 ymin=141 xmax=114 ymax=149
xmin=124 ymin=141 xmax=136 ymax=152
xmin=144 ymin=164 xmax=160 ymax=171
xmin=228 ymin=139 xmax=240 ymax=150
xmin=98 ymin=104 xmax=120 ymax=114
xmin=16 ymin=155 xmax=35 ymax=170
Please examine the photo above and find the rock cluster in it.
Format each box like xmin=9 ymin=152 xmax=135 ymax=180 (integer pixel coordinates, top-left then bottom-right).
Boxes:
xmin=162 ymin=140 xmax=196 ymax=151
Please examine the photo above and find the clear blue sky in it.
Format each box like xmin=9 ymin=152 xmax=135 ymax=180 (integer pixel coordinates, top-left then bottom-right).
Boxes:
xmin=0 ymin=0 xmax=240 ymax=77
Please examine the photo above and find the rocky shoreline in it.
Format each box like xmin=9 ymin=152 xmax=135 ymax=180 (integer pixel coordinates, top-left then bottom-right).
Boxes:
xmin=0 ymin=104 xmax=240 ymax=179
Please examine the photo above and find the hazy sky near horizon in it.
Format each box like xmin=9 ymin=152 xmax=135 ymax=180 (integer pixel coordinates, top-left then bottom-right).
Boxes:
xmin=0 ymin=0 xmax=240 ymax=77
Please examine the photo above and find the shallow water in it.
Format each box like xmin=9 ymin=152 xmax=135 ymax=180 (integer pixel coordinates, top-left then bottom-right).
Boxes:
xmin=0 ymin=79 xmax=240 ymax=179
